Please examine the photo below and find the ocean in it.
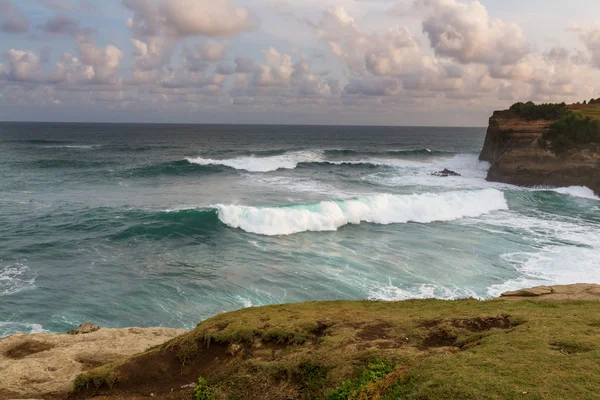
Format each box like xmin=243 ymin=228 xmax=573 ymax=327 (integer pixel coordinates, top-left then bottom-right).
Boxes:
xmin=1 ymin=122 xmax=599 ymax=338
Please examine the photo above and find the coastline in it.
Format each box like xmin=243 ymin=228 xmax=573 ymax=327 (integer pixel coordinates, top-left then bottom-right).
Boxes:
xmin=3 ymin=284 xmax=600 ymax=400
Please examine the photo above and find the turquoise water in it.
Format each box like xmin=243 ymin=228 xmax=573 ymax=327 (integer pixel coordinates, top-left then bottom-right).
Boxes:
xmin=1 ymin=123 xmax=599 ymax=337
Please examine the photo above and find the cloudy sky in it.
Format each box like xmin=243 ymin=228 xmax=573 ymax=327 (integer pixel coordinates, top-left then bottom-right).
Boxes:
xmin=1 ymin=0 xmax=600 ymax=126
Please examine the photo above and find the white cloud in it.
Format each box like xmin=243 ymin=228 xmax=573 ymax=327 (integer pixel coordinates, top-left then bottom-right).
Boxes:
xmin=76 ymin=39 xmax=124 ymax=84
xmin=123 ymin=0 xmax=255 ymax=38
xmin=416 ymin=0 xmax=529 ymax=66
xmin=3 ymin=49 xmax=42 ymax=82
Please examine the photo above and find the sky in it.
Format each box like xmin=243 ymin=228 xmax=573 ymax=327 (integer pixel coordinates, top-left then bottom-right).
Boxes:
xmin=1 ymin=0 xmax=600 ymax=126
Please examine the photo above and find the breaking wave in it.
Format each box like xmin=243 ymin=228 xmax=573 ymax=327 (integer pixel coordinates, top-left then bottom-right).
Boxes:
xmin=216 ymin=189 xmax=508 ymax=236
xmin=185 ymin=151 xmax=324 ymax=172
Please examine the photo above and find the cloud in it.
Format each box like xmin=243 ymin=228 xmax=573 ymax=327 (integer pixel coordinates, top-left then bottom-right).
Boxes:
xmin=215 ymin=63 xmax=235 ymax=75
xmin=39 ymin=0 xmax=72 ymax=11
xmin=183 ymin=40 xmax=227 ymax=72
xmin=76 ymin=39 xmax=124 ymax=84
xmin=573 ymin=24 xmax=600 ymax=68
xmin=41 ymin=14 xmax=88 ymax=36
xmin=235 ymin=56 xmax=256 ymax=73
xmin=131 ymin=37 xmax=173 ymax=72
xmin=344 ymin=77 xmax=399 ymax=96
xmin=0 ymin=0 xmax=31 ymax=33
xmin=416 ymin=0 xmax=529 ymax=66
xmin=123 ymin=0 xmax=256 ymax=38
xmin=50 ymin=52 xmax=95 ymax=84
xmin=3 ymin=49 xmax=42 ymax=82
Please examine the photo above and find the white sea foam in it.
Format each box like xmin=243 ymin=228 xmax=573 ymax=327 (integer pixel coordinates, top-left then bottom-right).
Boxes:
xmin=486 ymin=245 xmax=600 ymax=297
xmin=0 ymin=264 xmax=37 ymax=296
xmin=369 ymin=281 xmax=480 ymax=301
xmin=186 ymin=150 xmax=324 ymax=172
xmin=0 ymin=321 xmax=46 ymax=338
xmin=216 ymin=189 xmax=508 ymax=236
xmin=549 ymin=186 xmax=599 ymax=201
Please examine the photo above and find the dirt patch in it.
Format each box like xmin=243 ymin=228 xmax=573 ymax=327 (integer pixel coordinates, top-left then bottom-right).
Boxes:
xmin=357 ymin=321 xmax=392 ymax=341
xmin=4 ymin=340 xmax=55 ymax=359
xmin=72 ymin=340 xmax=233 ymax=398
xmin=452 ymin=316 xmax=515 ymax=332
xmin=311 ymin=321 xmax=331 ymax=338
xmin=419 ymin=328 xmax=458 ymax=350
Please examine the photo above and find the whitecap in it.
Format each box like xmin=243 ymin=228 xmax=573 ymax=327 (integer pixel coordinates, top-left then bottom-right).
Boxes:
xmin=549 ymin=186 xmax=599 ymax=201
xmin=216 ymin=189 xmax=508 ymax=236
xmin=0 ymin=321 xmax=46 ymax=338
xmin=186 ymin=150 xmax=324 ymax=172
xmin=0 ymin=264 xmax=37 ymax=296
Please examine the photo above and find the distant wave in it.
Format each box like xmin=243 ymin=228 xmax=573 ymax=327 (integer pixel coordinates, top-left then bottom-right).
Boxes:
xmin=324 ymin=148 xmax=451 ymax=157
xmin=122 ymin=160 xmax=227 ymax=178
xmin=22 ymin=159 xmax=111 ymax=169
xmin=184 ymin=148 xmax=451 ymax=172
xmin=216 ymin=189 xmax=508 ymax=236
xmin=185 ymin=150 xmax=323 ymax=172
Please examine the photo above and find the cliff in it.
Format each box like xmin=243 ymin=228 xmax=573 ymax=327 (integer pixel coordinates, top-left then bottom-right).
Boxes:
xmin=3 ymin=284 xmax=600 ymax=400
xmin=480 ymin=110 xmax=600 ymax=195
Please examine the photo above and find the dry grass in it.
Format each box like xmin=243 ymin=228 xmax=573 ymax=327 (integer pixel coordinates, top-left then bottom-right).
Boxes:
xmin=568 ymin=104 xmax=600 ymax=119
xmin=71 ymin=299 xmax=600 ymax=399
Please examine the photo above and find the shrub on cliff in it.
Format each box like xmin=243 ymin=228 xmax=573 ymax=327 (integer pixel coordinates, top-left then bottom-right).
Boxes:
xmin=509 ymin=101 xmax=567 ymax=120
xmin=543 ymin=110 xmax=600 ymax=153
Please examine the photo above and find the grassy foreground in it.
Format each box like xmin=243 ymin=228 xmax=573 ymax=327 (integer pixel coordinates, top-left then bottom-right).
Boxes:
xmin=71 ymin=299 xmax=600 ymax=400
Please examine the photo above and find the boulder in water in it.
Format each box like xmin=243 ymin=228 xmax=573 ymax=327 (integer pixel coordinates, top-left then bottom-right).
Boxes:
xmin=67 ymin=323 xmax=100 ymax=335
xmin=432 ymin=168 xmax=461 ymax=177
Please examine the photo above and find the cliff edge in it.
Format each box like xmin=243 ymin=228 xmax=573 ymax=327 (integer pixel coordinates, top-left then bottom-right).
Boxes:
xmin=3 ymin=284 xmax=600 ymax=400
xmin=480 ymin=109 xmax=600 ymax=195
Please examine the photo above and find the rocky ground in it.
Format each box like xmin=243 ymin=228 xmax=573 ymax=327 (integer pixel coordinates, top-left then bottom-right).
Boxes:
xmin=0 ymin=327 xmax=186 ymax=399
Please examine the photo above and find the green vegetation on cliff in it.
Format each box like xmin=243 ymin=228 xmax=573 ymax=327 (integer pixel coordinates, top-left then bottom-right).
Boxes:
xmin=509 ymin=101 xmax=568 ymax=120
xmin=71 ymin=298 xmax=600 ymax=400
xmin=508 ymin=101 xmax=600 ymax=153
xmin=543 ymin=110 xmax=600 ymax=153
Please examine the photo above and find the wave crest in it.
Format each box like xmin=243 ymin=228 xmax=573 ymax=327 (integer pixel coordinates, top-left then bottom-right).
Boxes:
xmin=216 ymin=189 xmax=508 ymax=236
xmin=186 ymin=151 xmax=323 ymax=172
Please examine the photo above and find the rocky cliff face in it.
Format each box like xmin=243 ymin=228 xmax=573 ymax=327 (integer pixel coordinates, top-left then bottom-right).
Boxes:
xmin=480 ymin=110 xmax=600 ymax=195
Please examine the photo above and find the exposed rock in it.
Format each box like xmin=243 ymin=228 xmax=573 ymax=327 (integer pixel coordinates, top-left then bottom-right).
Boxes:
xmin=0 ymin=327 xmax=186 ymax=399
xmin=67 ymin=323 xmax=100 ymax=335
xmin=500 ymin=284 xmax=600 ymax=301
xmin=432 ymin=168 xmax=461 ymax=177
xmin=480 ymin=110 xmax=600 ymax=196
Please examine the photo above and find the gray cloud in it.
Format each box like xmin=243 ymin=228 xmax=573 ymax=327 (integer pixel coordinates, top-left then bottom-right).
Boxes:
xmin=39 ymin=0 xmax=72 ymax=11
xmin=41 ymin=14 xmax=89 ymax=36
xmin=0 ymin=0 xmax=31 ymax=33
xmin=573 ymin=25 xmax=600 ymax=68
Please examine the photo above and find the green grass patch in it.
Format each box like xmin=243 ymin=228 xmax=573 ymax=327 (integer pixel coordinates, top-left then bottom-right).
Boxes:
xmin=70 ymin=299 xmax=600 ymax=400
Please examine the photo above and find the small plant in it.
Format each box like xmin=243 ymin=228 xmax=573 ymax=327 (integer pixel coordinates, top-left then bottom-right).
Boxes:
xmin=193 ymin=377 xmax=212 ymax=400
xmin=537 ymin=137 xmax=548 ymax=149
xmin=326 ymin=361 xmax=416 ymax=400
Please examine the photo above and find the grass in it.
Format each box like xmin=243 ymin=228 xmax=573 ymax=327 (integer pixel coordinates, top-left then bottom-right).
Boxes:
xmin=70 ymin=299 xmax=600 ymax=399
